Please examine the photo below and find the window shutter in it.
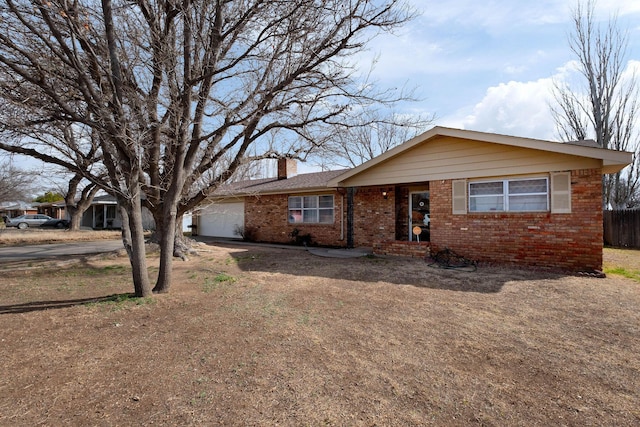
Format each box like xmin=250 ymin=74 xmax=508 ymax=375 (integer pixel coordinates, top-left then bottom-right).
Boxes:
xmin=452 ymin=180 xmax=467 ymax=214
xmin=550 ymin=172 xmax=571 ymax=213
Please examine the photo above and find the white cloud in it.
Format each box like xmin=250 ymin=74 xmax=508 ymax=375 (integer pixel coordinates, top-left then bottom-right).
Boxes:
xmin=418 ymin=0 xmax=569 ymax=32
xmin=595 ymin=0 xmax=640 ymax=16
xmin=460 ymin=77 xmax=557 ymax=140
xmin=440 ymin=58 xmax=640 ymax=142
xmin=438 ymin=67 xmax=567 ymax=140
xmin=621 ymin=59 xmax=640 ymax=80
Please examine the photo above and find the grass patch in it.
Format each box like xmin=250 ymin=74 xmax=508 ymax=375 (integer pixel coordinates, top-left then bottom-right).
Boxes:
xmin=84 ymin=293 xmax=156 ymax=309
xmin=87 ymin=265 xmax=129 ymax=276
xmin=202 ymin=273 xmax=237 ymax=293
xmin=604 ymin=266 xmax=640 ymax=282
xmin=101 ymin=265 xmax=127 ymax=273
xmin=0 ymin=230 xmax=122 ymax=246
xmin=52 ymin=265 xmax=130 ymax=278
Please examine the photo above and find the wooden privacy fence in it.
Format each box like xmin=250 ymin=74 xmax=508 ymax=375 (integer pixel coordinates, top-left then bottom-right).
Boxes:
xmin=603 ymin=210 xmax=640 ymax=248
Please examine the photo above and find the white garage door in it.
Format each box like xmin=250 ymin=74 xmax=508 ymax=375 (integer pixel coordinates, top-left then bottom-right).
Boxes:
xmin=198 ymin=201 xmax=245 ymax=238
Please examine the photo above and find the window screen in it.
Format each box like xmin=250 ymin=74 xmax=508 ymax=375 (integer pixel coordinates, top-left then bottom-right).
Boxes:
xmin=288 ymin=195 xmax=334 ymax=223
xmin=469 ymin=177 xmax=548 ymax=212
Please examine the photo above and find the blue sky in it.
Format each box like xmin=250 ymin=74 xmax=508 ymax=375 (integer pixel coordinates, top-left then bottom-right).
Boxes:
xmin=361 ymin=0 xmax=640 ymax=141
xmin=6 ymin=0 xmax=640 ymax=178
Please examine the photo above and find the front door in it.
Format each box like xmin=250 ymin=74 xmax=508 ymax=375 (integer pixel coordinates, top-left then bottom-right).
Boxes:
xmin=94 ymin=206 xmax=104 ymax=229
xmin=106 ymin=205 xmax=116 ymax=228
xmin=409 ymin=191 xmax=430 ymax=242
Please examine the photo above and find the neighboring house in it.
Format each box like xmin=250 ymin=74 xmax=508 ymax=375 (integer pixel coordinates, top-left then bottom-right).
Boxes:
xmin=81 ymin=194 xmax=121 ymax=229
xmin=1 ymin=201 xmax=67 ymax=221
xmin=81 ymin=194 xmax=156 ymax=230
xmin=0 ymin=201 xmax=38 ymax=219
xmin=198 ymin=127 xmax=632 ymax=272
xmin=2 ymin=196 xmax=125 ymax=229
xmin=35 ymin=201 xmax=67 ymax=220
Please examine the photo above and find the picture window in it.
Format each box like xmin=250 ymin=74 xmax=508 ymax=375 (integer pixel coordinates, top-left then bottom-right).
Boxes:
xmin=288 ymin=195 xmax=334 ymax=223
xmin=469 ymin=177 xmax=548 ymax=212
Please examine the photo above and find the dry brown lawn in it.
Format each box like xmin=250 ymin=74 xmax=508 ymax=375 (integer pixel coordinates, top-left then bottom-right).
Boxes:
xmin=0 ymin=234 xmax=638 ymax=426
xmin=0 ymin=228 xmax=122 ymax=246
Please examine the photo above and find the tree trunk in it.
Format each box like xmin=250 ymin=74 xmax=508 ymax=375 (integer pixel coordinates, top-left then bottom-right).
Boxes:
xmin=172 ymin=213 xmax=193 ymax=260
xmin=152 ymin=205 xmax=177 ymax=294
xmin=63 ymin=175 xmax=99 ymax=231
xmin=65 ymin=205 xmax=82 ymax=230
xmin=69 ymin=212 xmax=82 ymax=231
xmin=118 ymin=200 xmax=152 ymax=297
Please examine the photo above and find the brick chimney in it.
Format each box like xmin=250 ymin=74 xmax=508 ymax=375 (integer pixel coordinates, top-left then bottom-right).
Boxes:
xmin=277 ymin=158 xmax=297 ymax=180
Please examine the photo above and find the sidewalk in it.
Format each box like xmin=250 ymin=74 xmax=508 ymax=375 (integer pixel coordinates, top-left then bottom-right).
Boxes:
xmin=193 ymin=236 xmax=372 ymax=258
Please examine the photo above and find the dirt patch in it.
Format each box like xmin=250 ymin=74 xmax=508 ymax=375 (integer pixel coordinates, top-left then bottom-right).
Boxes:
xmin=1 ymin=243 xmax=639 ymax=426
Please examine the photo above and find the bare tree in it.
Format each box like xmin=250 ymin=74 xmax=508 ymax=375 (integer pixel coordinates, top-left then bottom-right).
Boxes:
xmin=25 ymin=131 xmax=103 ymax=230
xmin=0 ymin=160 xmax=34 ymax=202
xmin=0 ymin=0 xmax=415 ymax=296
xmin=59 ymin=173 xmax=100 ymax=231
xmin=315 ymin=108 xmax=434 ymax=169
xmin=551 ymin=0 xmax=640 ymax=208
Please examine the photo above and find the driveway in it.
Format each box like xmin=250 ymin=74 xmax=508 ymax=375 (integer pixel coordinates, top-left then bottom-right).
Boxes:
xmin=0 ymin=240 xmax=124 ymax=263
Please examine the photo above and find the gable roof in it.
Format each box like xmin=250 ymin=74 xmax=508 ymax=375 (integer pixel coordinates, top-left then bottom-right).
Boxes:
xmin=327 ymin=126 xmax=633 ymax=187
xmin=0 ymin=201 xmax=36 ymax=211
xmin=91 ymin=194 xmax=118 ymax=204
xmin=209 ymin=127 xmax=633 ymax=198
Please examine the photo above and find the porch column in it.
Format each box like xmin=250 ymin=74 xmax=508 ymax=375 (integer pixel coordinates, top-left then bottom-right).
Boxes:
xmin=347 ymin=187 xmax=355 ymax=248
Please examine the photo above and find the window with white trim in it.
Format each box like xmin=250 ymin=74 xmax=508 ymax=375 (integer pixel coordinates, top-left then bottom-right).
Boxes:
xmin=288 ymin=195 xmax=334 ymax=223
xmin=469 ymin=177 xmax=549 ymax=212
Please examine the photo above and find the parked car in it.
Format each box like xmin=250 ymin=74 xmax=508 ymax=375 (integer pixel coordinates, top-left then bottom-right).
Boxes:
xmin=40 ymin=218 xmax=71 ymax=229
xmin=5 ymin=214 xmax=55 ymax=229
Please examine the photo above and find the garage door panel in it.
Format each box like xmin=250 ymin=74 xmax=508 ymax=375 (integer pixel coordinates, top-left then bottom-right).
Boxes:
xmin=199 ymin=202 xmax=244 ymax=238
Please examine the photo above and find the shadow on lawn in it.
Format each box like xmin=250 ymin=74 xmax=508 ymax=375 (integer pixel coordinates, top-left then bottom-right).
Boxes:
xmin=0 ymin=293 xmax=135 ymax=314
xmin=215 ymin=242 xmax=565 ymax=294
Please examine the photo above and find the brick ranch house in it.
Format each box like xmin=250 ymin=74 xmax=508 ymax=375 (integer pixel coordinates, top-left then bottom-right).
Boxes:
xmin=196 ymin=127 xmax=632 ymax=272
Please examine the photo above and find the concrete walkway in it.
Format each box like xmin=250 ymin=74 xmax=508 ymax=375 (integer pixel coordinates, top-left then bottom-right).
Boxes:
xmin=306 ymin=247 xmax=372 ymax=258
xmin=195 ymin=236 xmax=372 ymax=258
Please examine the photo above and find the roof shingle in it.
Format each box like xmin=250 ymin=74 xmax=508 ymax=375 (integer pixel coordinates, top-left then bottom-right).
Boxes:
xmin=214 ymin=169 xmax=348 ymax=196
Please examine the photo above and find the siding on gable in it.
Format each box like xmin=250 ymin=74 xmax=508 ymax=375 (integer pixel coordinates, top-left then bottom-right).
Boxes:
xmin=339 ymin=136 xmax=602 ymax=187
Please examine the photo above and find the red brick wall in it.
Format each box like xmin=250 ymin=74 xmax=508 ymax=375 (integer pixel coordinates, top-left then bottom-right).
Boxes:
xmin=429 ymin=169 xmax=603 ymax=271
xmin=244 ymin=186 xmax=397 ymax=248
xmin=352 ymin=186 xmax=396 ymax=245
xmin=373 ymin=241 xmax=430 ymax=258
xmin=244 ymin=192 xmax=345 ymax=246
xmin=243 ymin=170 xmax=604 ymax=271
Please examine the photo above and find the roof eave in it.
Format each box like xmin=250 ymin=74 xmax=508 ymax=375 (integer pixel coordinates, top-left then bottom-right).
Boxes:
xmin=210 ymin=186 xmax=337 ymax=200
xmin=602 ymin=155 xmax=634 ymax=174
